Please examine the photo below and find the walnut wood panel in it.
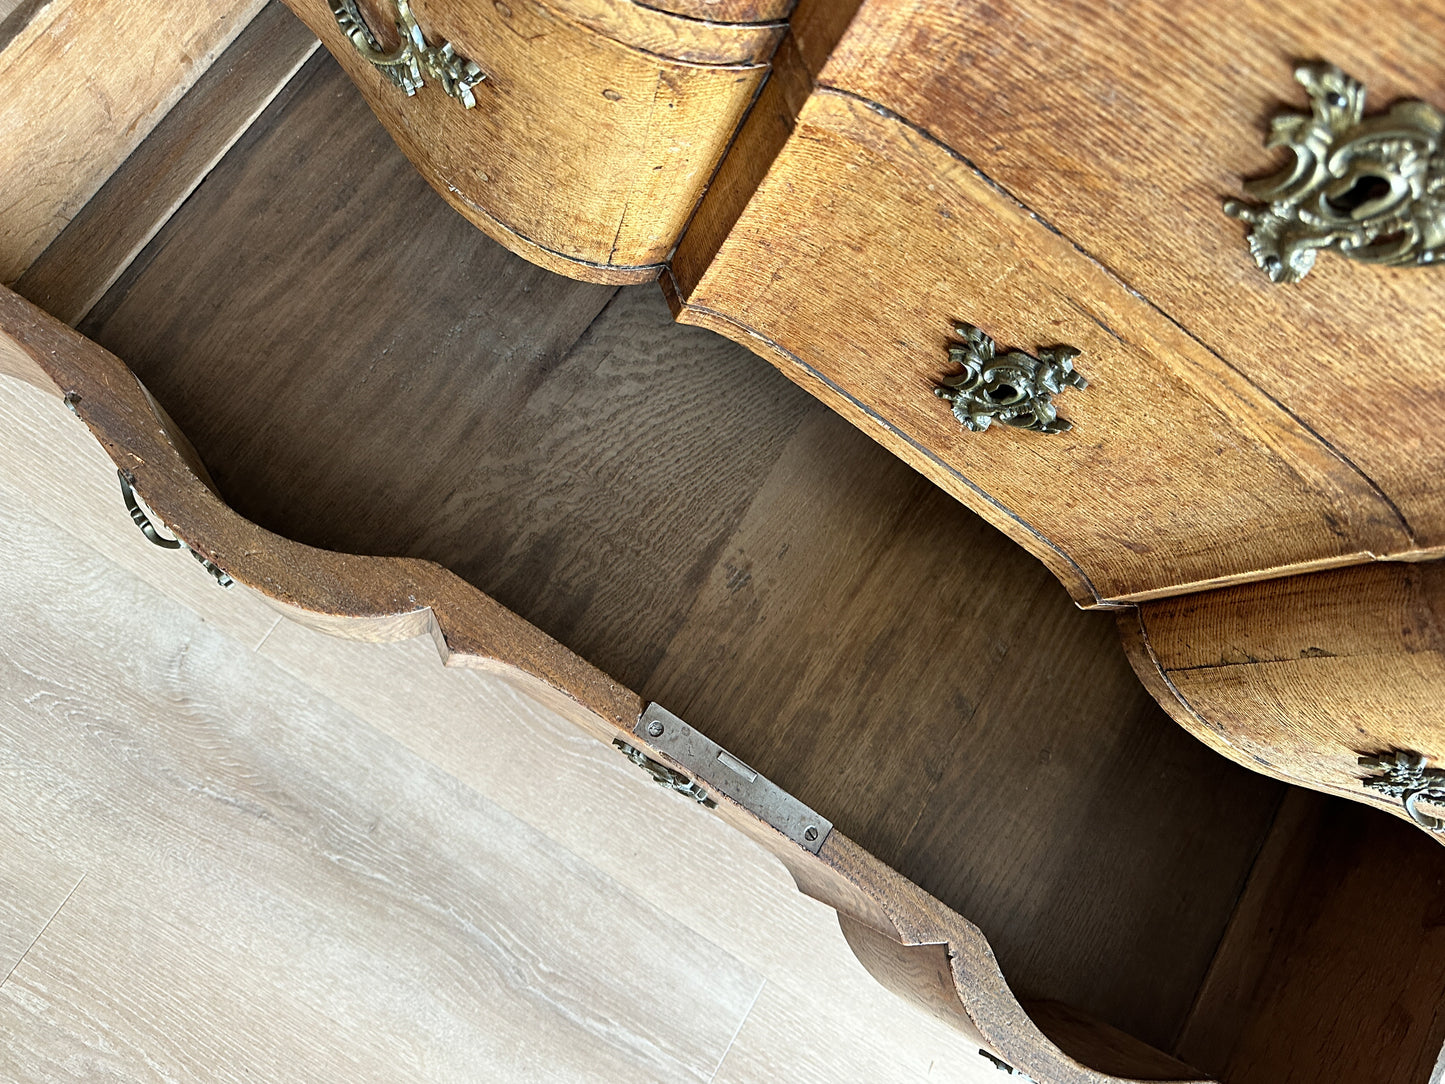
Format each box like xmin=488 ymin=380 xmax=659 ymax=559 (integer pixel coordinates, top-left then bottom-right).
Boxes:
xmin=817 ymin=0 xmax=1445 ymax=551
xmin=1123 ymin=561 xmax=1445 ymax=834
xmin=13 ymin=1 xmax=320 ymax=327
xmin=672 ymin=89 xmax=1408 ymax=605
xmin=0 ymin=284 xmax=1217 ymax=1084
xmin=0 ymin=0 xmax=265 ymax=283
xmin=281 ymin=0 xmax=768 ymax=281
xmin=70 ymin=54 xmax=1282 ymax=1054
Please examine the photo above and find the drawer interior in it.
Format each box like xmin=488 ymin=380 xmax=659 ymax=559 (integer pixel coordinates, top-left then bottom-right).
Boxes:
xmin=65 ymin=48 xmax=1445 ymax=1083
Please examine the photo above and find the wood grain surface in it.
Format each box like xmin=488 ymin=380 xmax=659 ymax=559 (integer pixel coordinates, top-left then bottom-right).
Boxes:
xmin=1217 ymin=801 xmax=1445 ymax=1084
xmin=638 ymin=0 xmax=793 ymax=26
xmin=525 ymin=0 xmax=784 ymax=63
xmin=1123 ymin=561 xmax=1445 ymax=831
xmin=674 ymin=88 xmax=1409 ymax=605
xmin=68 ymin=53 xmax=1286 ymax=1058
xmin=817 ymin=0 xmax=1445 ymax=552
xmin=0 ymin=371 xmax=1172 ymax=1084
xmin=0 ymin=0 xmax=265 ymax=284
xmin=278 ymin=0 xmax=767 ymax=280
xmin=0 ymin=494 xmax=763 ymax=1084
xmin=18 ymin=26 xmax=1435 ymax=1077
xmin=0 ymin=828 xmax=84 ymax=988
xmin=0 ymin=286 xmax=1220 ymax=1083
xmin=13 ymin=2 xmax=320 ymax=326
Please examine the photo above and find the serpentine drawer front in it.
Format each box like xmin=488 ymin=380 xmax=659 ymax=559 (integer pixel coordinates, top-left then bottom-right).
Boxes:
xmin=283 ymin=0 xmax=782 ymax=281
xmin=669 ymin=0 xmax=1445 ymax=606
xmin=11 ymin=0 xmax=1445 ymax=1076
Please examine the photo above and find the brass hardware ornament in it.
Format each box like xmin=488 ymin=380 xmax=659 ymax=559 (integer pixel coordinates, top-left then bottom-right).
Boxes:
xmin=1359 ymin=749 xmax=1445 ymax=833
xmin=118 ymin=470 xmax=234 ymax=589
xmin=330 ymin=0 xmax=485 ymax=108
xmin=612 ymin=738 xmax=715 ymax=807
xmin=1225 ymin=62 xmax=1445 ymax=283
xmin=934 ymin=324 xmax=1086 ymax=435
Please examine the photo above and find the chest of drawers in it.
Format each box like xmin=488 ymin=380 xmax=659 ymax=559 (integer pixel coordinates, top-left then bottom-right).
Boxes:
xmin=5 ymin=0 xmax=1445 ymax=1081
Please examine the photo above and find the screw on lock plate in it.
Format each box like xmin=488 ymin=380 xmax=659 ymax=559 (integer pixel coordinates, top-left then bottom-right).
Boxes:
xmin=626 ymin=703 xmax=832 ymax=854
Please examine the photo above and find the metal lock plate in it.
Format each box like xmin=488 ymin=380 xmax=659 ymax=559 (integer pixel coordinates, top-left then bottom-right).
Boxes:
xmin=632 ymin=704 xmax=833 ymax=855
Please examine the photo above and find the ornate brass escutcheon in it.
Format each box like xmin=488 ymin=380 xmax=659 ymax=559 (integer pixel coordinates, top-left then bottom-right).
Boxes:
xmin=1359 ymin=749 xmax=1445 ymax=833
xmin=933 ymin=324 xmax=1086 ymax=435
xmin=329 ymin=0 xmax=485 ymax=108
xmin=1225 ymin=62 xmax=1445 ymax=283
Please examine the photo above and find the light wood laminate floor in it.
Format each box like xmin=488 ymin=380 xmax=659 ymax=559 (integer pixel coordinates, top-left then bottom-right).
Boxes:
xmin=0 ymin=374 xmax=1003 ymax=1081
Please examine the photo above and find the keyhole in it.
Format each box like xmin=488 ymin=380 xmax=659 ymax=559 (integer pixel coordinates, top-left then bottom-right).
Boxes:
xmin=1327 ymin=174 xmax=1391 ymax=215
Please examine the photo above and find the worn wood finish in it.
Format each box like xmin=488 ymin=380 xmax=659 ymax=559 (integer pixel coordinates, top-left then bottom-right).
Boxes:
xmin=72 ymin=55 xmax=1286 ymax=1059
xmin=529 ymin=0 xmax=784 ymax=62
xmin=639 ymin=0 xmax=793 ymax=25
xmin=817 ymin=0 xmax=1445 ymax=551
xmin=279 ymin=0 xmax=769 ymax=281
xmin=23 ymin=31 xmax=1437 ymax=1078
xmin=673 ymin=88 xmax=1409 ymax=606
xmin=12 ymin=2 xmax=320 ymax=327
xmin=664 ymin=0 xmax=856 ymax=297
xmin=0 ymin=0 xmax=266 ymax=284
xmin=1123 ymin=561 xmax=1445 ymax=833
xmin=1 ymin=282 xmax=1224 ymax=1083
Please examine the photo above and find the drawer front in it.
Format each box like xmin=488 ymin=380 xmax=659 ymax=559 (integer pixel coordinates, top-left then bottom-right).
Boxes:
xmin=1125 ymin=562 xmax=1445 ymax=838
xmin=286 ymin=0 xmax=775 ymax=282
xmin=676 ymin=88 xmax=1408 ymax=605
xmin=817 ymin=0 xmax=1445 ymax=549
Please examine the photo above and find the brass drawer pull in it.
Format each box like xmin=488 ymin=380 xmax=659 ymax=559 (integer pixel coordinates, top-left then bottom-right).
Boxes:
xmin=329 ymin=0 xmax=486 ymax=109
xmin=1225 ymin=62 xmax=1445 ymax=283
xmin=118 ymin=470 xmax=234 ymax=589
xmin=1359 ymin=750 xmax=1445 ymax=833
xmin=120 ymin=468 xmax=182 ymax=550
xmin=934 ymin=323 xmax=1086 ymax=435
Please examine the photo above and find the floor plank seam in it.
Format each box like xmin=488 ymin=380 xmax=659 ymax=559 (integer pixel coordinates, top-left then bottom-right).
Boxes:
xmin=1 ymin=871 xmax=84 ymax=990
xmin=707 ymin=976 xmax=765 ymax=1083
xmin=253 ymin=615 xmax=283 ymax=653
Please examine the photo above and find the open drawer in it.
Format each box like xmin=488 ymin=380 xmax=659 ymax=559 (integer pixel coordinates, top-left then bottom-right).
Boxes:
xmin=5 ymin=46 xmax=1445 ymax=1084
